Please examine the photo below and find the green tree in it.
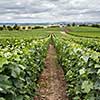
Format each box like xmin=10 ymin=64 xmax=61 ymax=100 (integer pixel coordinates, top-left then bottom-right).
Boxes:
xmin=3 ymin=25 xmax=6 ymax=30
xmin=7 ymin=26 xmax=13 ymax=31
xmin=67 ymin=24 xmax=71 ymax=27
xmin=28 ymin=26 xmax=31 ymax=30
xmin=13 ymin=24 xmax=20 ymax=30
xmin=0 ymin=26 xmax=3 ymax=31
xmin=72 ymin=22 xmax=76 ymax=27
xmin=22 ymin=26 xmax=26 ymax=30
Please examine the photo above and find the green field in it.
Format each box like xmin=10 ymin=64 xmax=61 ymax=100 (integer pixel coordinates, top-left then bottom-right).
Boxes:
xmin=0 ymin=26 xmax=100 ymax=39
xmin=53 ymin=27 xmax=100 ymax=99
xmin=66 ymin=26 xmax=100 ymax=38
xmin=0 ymin=27 xmax=62 ymax=39
xmin=0 ymin=26 xmax=100 ymax=100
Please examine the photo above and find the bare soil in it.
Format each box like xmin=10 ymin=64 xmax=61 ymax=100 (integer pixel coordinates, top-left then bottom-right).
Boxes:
xmin=34 ymin=44 xmax=68 ymax=100
xmin=64 ymin=28 xmax=71 ymax=33
xmin=60 ymin=31 xmax=67 ymax=36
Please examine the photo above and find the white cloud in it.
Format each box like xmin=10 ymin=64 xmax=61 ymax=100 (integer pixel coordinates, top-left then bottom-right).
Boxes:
xmin=16 ymin=2 xmax=22 ymax=6
xmin=6 ymin=16 xmax=12 ymax=20
xmin=0 ymin=0 xmax=100 ymax=23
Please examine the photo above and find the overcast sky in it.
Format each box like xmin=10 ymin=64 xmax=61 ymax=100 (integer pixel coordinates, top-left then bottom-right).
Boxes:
xmin=0 ymin=0 xmax=100 ymax=23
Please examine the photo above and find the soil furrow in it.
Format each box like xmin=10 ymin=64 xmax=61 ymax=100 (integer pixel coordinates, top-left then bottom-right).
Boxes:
xmin=34 ymin=44 xmax=68 ymax=100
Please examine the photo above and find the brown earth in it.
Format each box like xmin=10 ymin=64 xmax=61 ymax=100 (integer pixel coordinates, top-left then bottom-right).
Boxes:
xmin=60 ymin=31 xmax=67 ymax=36
xmin=64 ymin=28 xmax=72 ymax=33
xmin=34 ymin=44 xmax=68 ymax=100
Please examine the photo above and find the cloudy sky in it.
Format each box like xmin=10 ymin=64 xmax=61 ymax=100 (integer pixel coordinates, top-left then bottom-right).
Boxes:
xmin=0 ymin=0 xmax=100 ymax=23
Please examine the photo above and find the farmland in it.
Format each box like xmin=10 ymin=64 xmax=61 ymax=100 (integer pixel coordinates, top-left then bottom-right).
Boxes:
xmin=0 ymin=37 xmax=50 ymax=99
xmin=66 ymin=26 xmax=100 ymax=39
xmin=0 ymin=29 xmax=48 ymax=39
xmin=0 ymin=27 xmax=61 ymax=39
xmin=0 ymin=26 xmax=100 ymax=100
xmin=54 ymin=36 xmax=100 ymax=100
xmin=54 ymin=26 xmax=100 ymax=99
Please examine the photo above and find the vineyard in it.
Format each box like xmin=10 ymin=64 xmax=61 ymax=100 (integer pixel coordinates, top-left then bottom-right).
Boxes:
xmin=0 ymin=37 xmax=50 ymax=100
xmin=0 ymin=27 xmax=100 ymax=100
xmin=54 ymin=36 xmax=100 ymax=100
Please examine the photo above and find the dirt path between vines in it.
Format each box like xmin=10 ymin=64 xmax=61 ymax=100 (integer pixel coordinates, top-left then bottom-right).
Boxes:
xmin=34 ymin=44 xmax=68 ymax=100
xmin=60 ymin=31 xmax=67 ymax=36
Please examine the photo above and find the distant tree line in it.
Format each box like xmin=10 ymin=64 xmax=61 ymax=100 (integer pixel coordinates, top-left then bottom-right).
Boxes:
xmin=0 ymin=23 xmax=100 ymax=31
xmin=91 ymin=24 xmax=100 ymax=28
xmin=66 ymin=22 xmax=100 ymax=28
xmin=33 ymin=26 xmax=44 ymax=29
xmin=48 ymin=25 xmax=60 ymax=28
xmin=0 ymin=24 xmax=20 ymax=31
xmin=0 ymin=24 xmax=45 ymax=31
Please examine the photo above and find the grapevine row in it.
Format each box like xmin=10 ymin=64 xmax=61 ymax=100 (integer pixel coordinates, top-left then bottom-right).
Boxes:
xmin=54 ymin=36 xmax=100 ymax=100
xmin=0 ymin=37 xmax=50 ymax=100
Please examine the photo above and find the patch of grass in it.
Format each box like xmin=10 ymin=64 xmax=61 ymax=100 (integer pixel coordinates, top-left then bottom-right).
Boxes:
xmin=66 ymin=26 xmax=100 ymax=38
xmin=0 ymin=29 xmax=48 ymax=39
xmin=0 ymin=27 xmax=62 ymax=39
